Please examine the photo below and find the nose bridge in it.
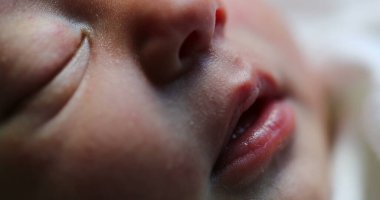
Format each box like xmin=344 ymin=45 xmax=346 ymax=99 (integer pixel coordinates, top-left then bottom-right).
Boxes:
xmin=164 ymin=0 xmax=216 ymax=38
xmin=139 ymin=0 xmax=216 ymax=30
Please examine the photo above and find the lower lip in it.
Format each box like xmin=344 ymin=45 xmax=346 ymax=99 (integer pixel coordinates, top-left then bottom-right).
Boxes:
xmin=214 ymin=99 xmax=295 ymax=185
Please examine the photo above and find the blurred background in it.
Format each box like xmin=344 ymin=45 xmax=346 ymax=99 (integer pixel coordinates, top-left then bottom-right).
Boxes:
xmin=267 ymin=0 xmax=380 ymax=199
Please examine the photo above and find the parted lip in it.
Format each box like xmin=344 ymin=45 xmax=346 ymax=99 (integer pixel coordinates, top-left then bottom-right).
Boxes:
xmin=212 ymin=70 xmax=295 ymax=185
xmin=218 ymin=71 xmax=281 ymax=155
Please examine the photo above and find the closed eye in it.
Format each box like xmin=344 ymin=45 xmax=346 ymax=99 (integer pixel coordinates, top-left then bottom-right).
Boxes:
xmin=0 ymin=33 xmax=91 ymax=134
xmin=0 ymin=14 xmax=90 ymax=129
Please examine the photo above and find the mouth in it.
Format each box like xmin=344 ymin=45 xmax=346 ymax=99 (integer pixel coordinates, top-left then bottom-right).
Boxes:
xmin=212 ymin=73 xmax=295 ymax=185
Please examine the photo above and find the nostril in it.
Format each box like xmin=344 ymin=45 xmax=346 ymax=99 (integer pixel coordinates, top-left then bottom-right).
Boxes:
xmin=179 ymin=8 xmax=227 ymax=65
xmin=134 ymin=2 xmax=227 ymax=84
xmin=179 ymin=31 xmax=205 ymax=64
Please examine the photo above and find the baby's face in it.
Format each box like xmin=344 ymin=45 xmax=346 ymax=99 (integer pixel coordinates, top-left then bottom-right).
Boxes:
xmin=0 ymin=0 xmax=330 ymax=199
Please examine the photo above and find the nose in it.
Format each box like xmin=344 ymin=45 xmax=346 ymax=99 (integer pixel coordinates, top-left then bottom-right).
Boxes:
xmin=132 ymin=0 xmax=226 ymax=83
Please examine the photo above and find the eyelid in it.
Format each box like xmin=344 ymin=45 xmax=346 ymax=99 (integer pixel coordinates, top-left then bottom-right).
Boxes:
xmin=0 ymin=15 xmax=84 ymax=117
xmin=28 ymin=34 xmax=90 ymax=116
xmin=1 ymin=34 xmax=91 ymax=131
xmin=0 ymin=15 xmax=91 ymax=127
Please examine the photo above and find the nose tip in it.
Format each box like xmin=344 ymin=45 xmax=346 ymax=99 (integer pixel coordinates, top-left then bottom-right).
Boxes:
xmin=133 ymin=0 xmax=226 ymax=83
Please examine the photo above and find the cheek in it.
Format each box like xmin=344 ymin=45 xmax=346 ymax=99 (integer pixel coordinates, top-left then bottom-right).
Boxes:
xmin=52 ymin=125 xmax=207 ymax=199
xmin=275 ymin=106 xmax=330 ymax=199
xmin=49 ymin=125 xmax=206 ymax=199
xmin=39 ymin=66 xmax=209 ymax=199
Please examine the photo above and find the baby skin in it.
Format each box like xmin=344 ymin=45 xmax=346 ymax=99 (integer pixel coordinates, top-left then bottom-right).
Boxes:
xmin=0 ymin=0 xmax=330 ymax=199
